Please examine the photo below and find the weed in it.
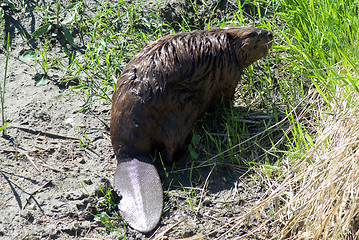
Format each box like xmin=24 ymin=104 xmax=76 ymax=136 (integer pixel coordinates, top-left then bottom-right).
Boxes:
xmin=32 ymin=1 xmax=82 ymax=48
xmin=77 ymin=130 xmax=90 ymax=150
xmin=188 ymin=133 xmax=201 ymax=159
xmin=158 ymin=153 xmax=169 ymax=178
xmin=97 ymin=187 xmax=117 ymax=212
xmin=95 ymin=186 xmax=126 ymax=237
xmin=36 ymin=45 xmax=50 ymax=76
xmin=179 ymin=183 xmax=197 ymax=211
xmin=0 ymin=5 xmax=5 ymax=46
xmin=22 ymin=47 xmax=60 ymax=86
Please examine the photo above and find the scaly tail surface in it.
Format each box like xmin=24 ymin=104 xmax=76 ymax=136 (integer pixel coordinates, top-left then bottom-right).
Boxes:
xmin=114 ymin=156 xmax=163 ymax=233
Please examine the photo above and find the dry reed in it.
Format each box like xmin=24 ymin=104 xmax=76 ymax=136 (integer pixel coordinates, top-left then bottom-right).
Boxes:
xmin=267 ymin=86 xmax=359 ymax=239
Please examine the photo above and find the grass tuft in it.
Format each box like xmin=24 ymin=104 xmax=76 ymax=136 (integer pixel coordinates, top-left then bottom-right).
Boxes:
xmin=95 ymin=186 xmax=126 ymax=237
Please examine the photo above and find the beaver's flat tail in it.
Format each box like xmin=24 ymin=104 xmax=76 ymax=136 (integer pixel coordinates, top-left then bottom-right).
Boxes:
xmin=113 ymin=156 xmax=163 ymax=233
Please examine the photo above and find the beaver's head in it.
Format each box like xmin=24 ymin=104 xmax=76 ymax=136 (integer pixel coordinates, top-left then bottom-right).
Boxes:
xmin=225 ymin=26 xmax=273 ymax=69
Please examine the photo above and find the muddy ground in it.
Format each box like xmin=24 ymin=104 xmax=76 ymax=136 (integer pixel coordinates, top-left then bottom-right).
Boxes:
xmin=0 ymin=0 xmax=276 ymax=239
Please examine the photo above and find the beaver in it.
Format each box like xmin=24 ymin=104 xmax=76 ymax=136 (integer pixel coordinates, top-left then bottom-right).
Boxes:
xmin=110 ymin=26 xmax=273 ymax=233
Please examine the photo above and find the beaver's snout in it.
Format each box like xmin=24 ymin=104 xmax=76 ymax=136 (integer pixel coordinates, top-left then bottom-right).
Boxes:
xmin=247 ymin=28 xmax=273 ymax=47
xmin=259 ymin=29 xmax=273 ymax=49
xmin=232 ymin=27 xmax=273 ymax=69
xmin=260 ymin=29 xmax=273 ymax=40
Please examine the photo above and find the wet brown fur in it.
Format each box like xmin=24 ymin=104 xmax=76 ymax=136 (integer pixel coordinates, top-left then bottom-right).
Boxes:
xmin=111 ymin=26 xmax=273 ymax=163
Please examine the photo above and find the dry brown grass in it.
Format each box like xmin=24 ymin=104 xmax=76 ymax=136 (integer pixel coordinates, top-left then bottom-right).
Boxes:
xmin=208 ymin=86 xmax=359 ymax=239
xmin=262 ymin=86 xmax=359 ymax=239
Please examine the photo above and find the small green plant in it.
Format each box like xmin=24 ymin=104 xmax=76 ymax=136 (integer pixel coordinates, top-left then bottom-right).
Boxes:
xmin=98 ymin=187 xmax=117 ymax=210
xmin=32 ymin=1 xmax=82 ymax=48
xmin=1 ymin=32 xmax=9 ymax=136
xmin=0 ymin=5 xmax=5 ymax=46
xmin=22 ymin=46 xmax=60 ymax=86
xmin=158 ymin=153 xmax=169 ymax=178
xmin=179 ymin=183 xmax=197 ymax=211
xmin=95 ymin=186 xmax=126 ymax=237
xmin=36 ymin=45 xmax=50 ymax=76
xmin=77 ymin=130 xmax=90 ymax=150
xmin=188 ymin=133 xmax=201 ymax=159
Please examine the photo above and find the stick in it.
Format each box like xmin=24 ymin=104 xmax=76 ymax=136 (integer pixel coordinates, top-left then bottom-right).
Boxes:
xmin=151 ymin=218 xmax=186 ymax=240
xmin=22 ymin=180 xmax=52 ymax=210
xmin=23 ymin=151 xmax=41 ymax=172
xmin=13 ymin=125 xmax=78 ymax=140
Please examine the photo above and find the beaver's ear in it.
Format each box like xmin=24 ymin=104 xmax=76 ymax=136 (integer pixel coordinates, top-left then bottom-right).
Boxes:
xmin=224 ymin=29 xmax=246 ymax=65
xmin=226 ymin=30 xmax=244 ymax=54
xmin=225 ymin=28 xmax=240 ymax=45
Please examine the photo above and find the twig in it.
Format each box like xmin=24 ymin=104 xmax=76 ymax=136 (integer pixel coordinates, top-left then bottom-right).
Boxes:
xmin=22 ymin=151 xmax=41 ymax=172
xmin=175 ymin=235 xmax=206 ymax=240
xmin=151 ymin=218 xmax=186 ymax=240
xmin=13 ymin=125 xmax=78 ymax=140
xmin=196 ymin=164 xmax=215 ymax=214
xmin=41 ymin=163 xmax=63 ymax=173
xmin=22 ymin=180 xmax=52 ymax=210
xmin=203 ymin=212 xmax=223 ymax=222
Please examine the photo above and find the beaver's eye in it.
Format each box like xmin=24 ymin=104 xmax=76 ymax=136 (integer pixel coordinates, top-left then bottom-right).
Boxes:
xmin=244 ymin=31 xmax=257 ymax=39
xmin=253 ymin=45 xmax=258 ymax=49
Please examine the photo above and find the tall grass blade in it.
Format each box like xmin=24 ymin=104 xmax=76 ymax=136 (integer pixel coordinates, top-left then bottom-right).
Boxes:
xmin=1 ymin=32 xmax=9 ymax=136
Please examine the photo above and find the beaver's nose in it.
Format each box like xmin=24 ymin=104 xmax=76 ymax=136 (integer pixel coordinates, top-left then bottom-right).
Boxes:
xmin=260 ymin=29 xmax=273 ymax=41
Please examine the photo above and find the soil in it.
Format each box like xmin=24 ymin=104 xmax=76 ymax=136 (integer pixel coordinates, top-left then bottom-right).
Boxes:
xmin=0 ymin=0 xmax=275 ymax=239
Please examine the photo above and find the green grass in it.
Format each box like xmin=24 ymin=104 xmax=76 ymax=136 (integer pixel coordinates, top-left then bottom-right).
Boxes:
xmin=245 ymin=0 xmax=359 ymax=238
xmin=95 ymin=186 xmax=127 ymax=238
xmin=31 ymin=0 xmax=82 ymax=48
xmin=275 ymin=0 xmax=359 ymax=159
xmin=1 ymin=31 xmax=9 ymax=136
xmin=279 ymin=0 xmax=359 ymax=104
